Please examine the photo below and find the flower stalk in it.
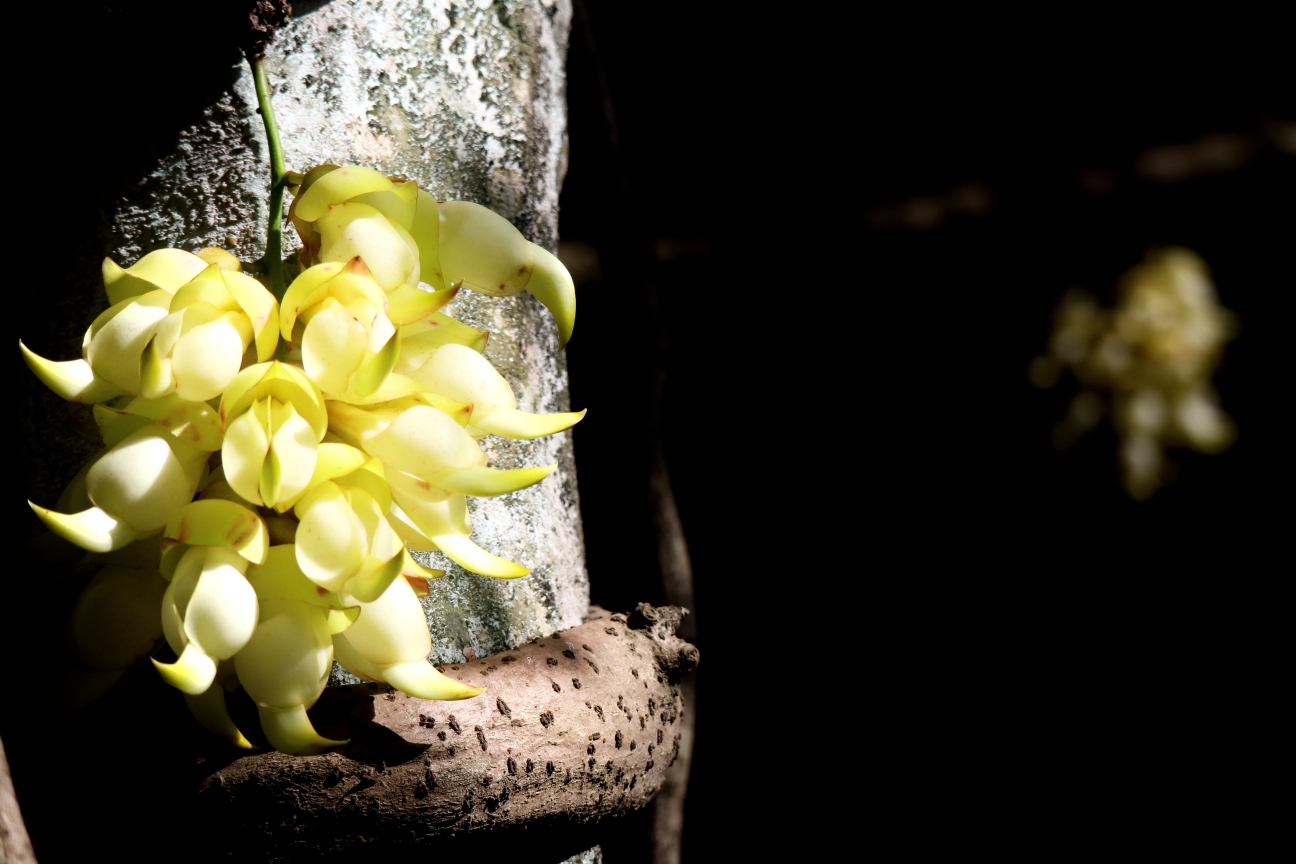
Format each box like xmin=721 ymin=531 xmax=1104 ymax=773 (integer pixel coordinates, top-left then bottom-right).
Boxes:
xmin=250 ymin=55 xmax=288 ymax=304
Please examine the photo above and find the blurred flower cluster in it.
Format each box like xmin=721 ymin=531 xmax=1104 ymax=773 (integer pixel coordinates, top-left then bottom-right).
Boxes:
xmin=1030 ymin=248 xmax=1236 ymax=500
xmin=20 ymin=165 xmax=579 ymax=754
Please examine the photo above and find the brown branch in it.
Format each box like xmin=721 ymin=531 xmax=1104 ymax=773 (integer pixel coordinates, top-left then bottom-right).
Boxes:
xmin=190 ymin=605 xmax=697 ymax=859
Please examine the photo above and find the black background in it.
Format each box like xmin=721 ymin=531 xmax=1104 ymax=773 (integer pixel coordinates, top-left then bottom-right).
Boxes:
xmin=561 ymin=3 xmax=1291 ymax=859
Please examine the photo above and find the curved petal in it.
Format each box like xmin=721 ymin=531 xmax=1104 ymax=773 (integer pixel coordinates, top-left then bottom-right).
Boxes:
xmin=525 ymin=245 xmax=577 ymax=348
xmin=86 ymin=291 xmax=172 ymax=393
xmin=343 ymin=549 xmax=404 ymax=604
xmin=172 ymin=313 xmax=248 ymax=403
xmin=379 ymin=660 xmax=483 ymax=701
xmin=294 ymin=164 xmax=393 ymax=222
xmin=222 ymin=402 xmax=271 ymax=506
xmin=430 ymin=464 xmax=556 ymax=497
xmin=334 ymin=457 xmax=391 ymax=511
xmin=318 ymin=203 xmax=418 ymax=291
xmin=257 ymin=704 xmax=349 ymax=756
xmin=221 ymin=361 xmax=327 ymax=441
xmin=469 ymin=408 xmax=587 ymax=440
xmin=436 ymin=200 xmax=532 ymax=297
xmin=183 ymin=552 xmax=259 ymax=660
xmin=116 ymin=394 xmax=223 ymax=451
xmin=235 ymin=598 xmax=333 ymax=709
xmin=385 ymin=284 xmax=459 ymax=326
xmin=433 ymin=533 xmax=529 ymax=579
xmin=407 ymin=342 xmax=515 ymax=418
xmin=280 ymin=262 xmax=345 ymax=339
xmin=302 ymin=301 xmax=368 ymax=395
xmin=398 ymin=312 xmax=489 ymax=356
xmin=152 ymin=643 xmax=217 ymax=695
xmin=85 ymin=425 xmax=205 ymax=532
xmin=367 ymin=404 xmax=485 ymax=478
xmin=350 ymin=328 xmax=401 ymax=398
xmin=164 ymin=499 xmax=269 ymax=564
xmin=265 ymin=401 xmax=319 ymax=509
xmin=139 ymin=335 xmax=175 ymax=400
xmin=326 ymin=607 xmax=361 ymax=634
xmin=103 ymin=249 xmax=209 ymax=304
xmin=408 ymin=188 xmax=445 ymax=290
xmin=184 ymin=683 xmax=254 ymax=749
xmin=19 ymin=342 xmax=126 ymax=403
xmin=93 ymin=404 xmax=153 ymax=449
xmin=350 ymin=185 xmax=417 ymax=230
xmin=331 ymin=628 xmax=383 ymax=681
xmin=170 ymin=264 xmax=238 ymax=313
xmin=223 ymin=270 xmax=280 ymax=361
xmin=293 ymin=483 xmax=366 ymax=591
xmin=338 ymin=575 xmax=429 ymax=665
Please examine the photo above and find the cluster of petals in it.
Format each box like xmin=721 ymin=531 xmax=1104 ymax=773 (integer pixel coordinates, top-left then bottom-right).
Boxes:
xmin=23 ymin=164 xmax=583 ymax=755
xmin=1032 ymin=248 xmax=1236 ymax=500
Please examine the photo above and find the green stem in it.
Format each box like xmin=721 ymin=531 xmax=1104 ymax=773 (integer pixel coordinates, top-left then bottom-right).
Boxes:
xmin=251 ymin=55 xmax=288 ymax=304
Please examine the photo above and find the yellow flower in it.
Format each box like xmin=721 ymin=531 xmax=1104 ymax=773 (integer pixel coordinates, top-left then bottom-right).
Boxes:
xmin=290 ymin=163 xmax=575 ymax=347
xmin=280 ymin=260 xmax=455 ymax=399
xmin=218 ymin=361 xmax=328 ymax=510
xmin=22 ymin=249 xmax=278 ymax=404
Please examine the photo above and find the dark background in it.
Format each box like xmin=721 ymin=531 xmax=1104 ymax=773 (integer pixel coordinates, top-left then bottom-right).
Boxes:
xmin=560 ymin=4 xmax=1291 ymax=858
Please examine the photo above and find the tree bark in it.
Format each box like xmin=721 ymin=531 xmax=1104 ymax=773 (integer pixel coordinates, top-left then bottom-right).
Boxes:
xmin=191 ymin=605 xmax=696 ymax=859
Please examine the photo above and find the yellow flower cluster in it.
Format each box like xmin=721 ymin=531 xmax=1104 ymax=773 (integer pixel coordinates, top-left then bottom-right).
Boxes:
xmin=21 ymin=165 xmax=580 ymax=754
xmin=1030 ymin=248 xmax=1236 ymax=500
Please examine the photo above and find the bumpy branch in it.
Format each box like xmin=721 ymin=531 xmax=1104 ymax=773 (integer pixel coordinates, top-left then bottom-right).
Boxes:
xmin=191 ymin=605 xmax=697 ymax=859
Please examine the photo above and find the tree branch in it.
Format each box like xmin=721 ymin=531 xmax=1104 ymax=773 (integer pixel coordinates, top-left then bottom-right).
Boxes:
xmin=190 ymin=605 xmax=697 ymax=859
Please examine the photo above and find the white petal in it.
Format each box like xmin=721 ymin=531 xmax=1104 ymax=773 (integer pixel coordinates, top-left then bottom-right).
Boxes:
xmin=87 ymin=292 xmax=171 ymax=393
xmin=302 ymin=301 xmax=367 ymax=394
xmin=367 ymin=404 xmax=485 ymax=478
xmin=183 ymin=550 xmax=259 ymax=660
xmin=294 ymin=483 xmax=366 ymax=591
xmin=409 ymin=343 xmax=516 ymax=420
xmin=172 ymin=315 xmax=247 ymax=402
xmin=85 ymin=425 xmax=205 ymax=531
xmin=234 ymin=598 xmax=332 ymax=709
xmin=221 ymin=403 xmax=270 ymax=507
xmin=339 ymin=575 xmax=429 ymax=666
xmin=267 ymin=401 xmax=319 ymax=506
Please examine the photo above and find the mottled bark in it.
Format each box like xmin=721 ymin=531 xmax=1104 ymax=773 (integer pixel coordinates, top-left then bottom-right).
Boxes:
xmin=191 ymin=606 xmax=697 ymax=860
